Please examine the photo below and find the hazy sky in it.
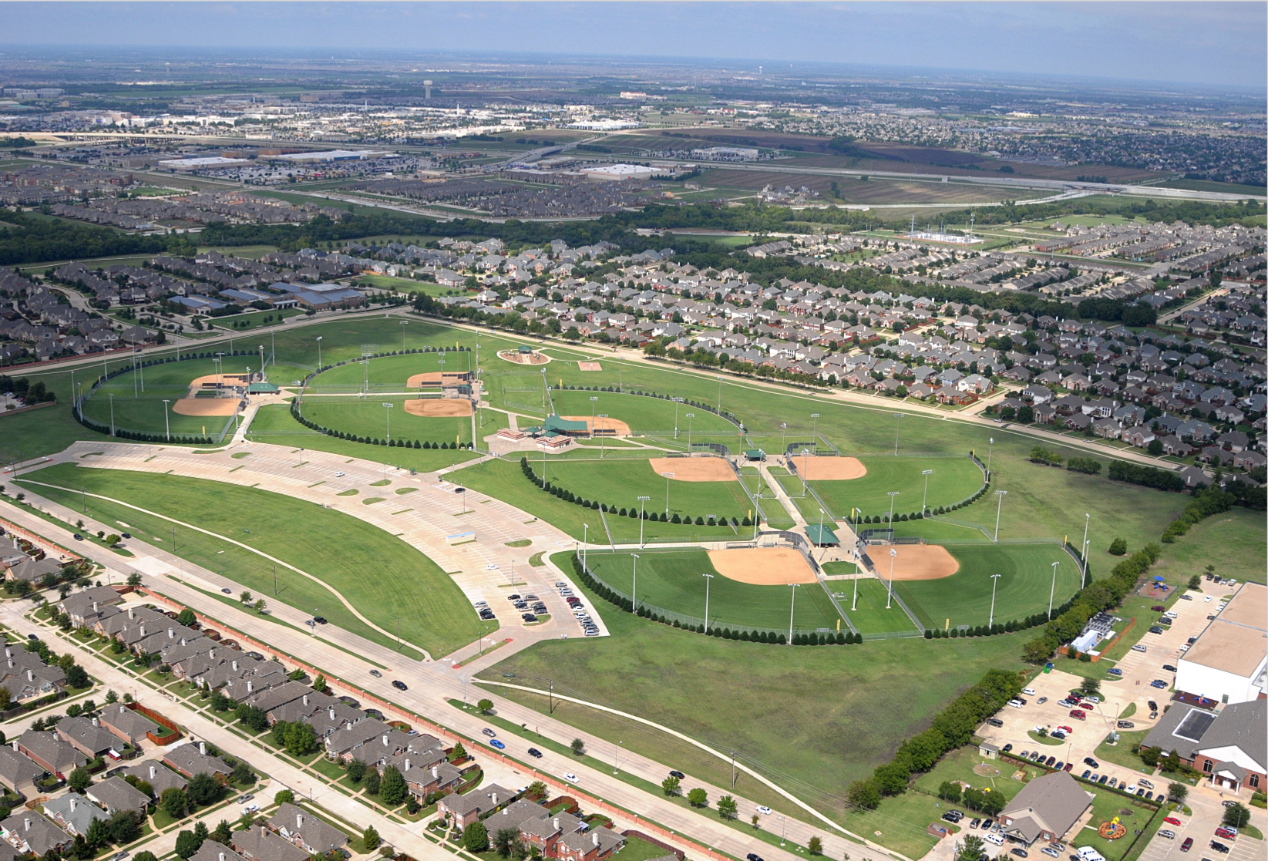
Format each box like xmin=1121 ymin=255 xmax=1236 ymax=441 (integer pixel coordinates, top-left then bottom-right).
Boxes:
xmin=2 ymin=2 xmax=1264 ymax=90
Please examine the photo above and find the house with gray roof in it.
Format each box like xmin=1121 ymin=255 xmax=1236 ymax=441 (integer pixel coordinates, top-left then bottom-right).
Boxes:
xmin=999 ymin=771 xmax=1093 ymax=845
xmin=233 ymin=826 xmax=310 ymax=861
xmin=122 ymin=760 xmax=187 ymax=796
xmin=16 ymin=729 xmax=86 ymax=779
xmin=0 ymin=745 xmax=45 ymax=799
xmin=44 ymin=793 xmax=109 ymax=837
xmin=56 ymin=716 xmax=125 ymax=759
xmin=163 ymin=742 xmax=231 ymax=778
xmin=437 ymin=783 xmax=515 ymax=829
xmin=192 ymin=840 xmax=249 ymax=861
xmin=267 ymin=804 xmax=347 ymax=856
xmin=99 ymin=704 xmax=162 ymax=747
xmin=1 ymin=811 xmax=72 ymax=856
xmin=87 ymin=775 xmax=151 ymax=816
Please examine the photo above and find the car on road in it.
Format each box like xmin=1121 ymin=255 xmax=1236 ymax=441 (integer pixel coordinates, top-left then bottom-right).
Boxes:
xmin=747 ymin=854 xmax=765 ymax=861
xmin=242 ymin=804 xmax=259 ymax=815
xmin=73 ymin=534 xmax=84 ymax=541
xmin=482 ymin=728 xmax=496 ymax=737
xmin=1146 ymin=704 xmax=1158 ymax=715
xmin=1222 ymin=800 xmax=1240 ymax=808
xmin=221 ymin=587 xmax=232 ymax=594
xmin=239 ymin=794 xmax=254 ymax=803
xmin=669 ymin=770 xmax=685 ymax=779
xmin=391 ymin=680 xmax=407 ymax=690
xmin=1024 ymin=687 xmax=1036 ymax=696
xmin=1164 ymin=817 xmax=1181 ymax=826
xmin=1180 ymin=838 xmax=1193 ymax=852
xmin=756 ymin=805 xmax=772 ymax=815
xmin=563 ymin=773 xmax=579 ymax=784
xmin=528 ymin=748 xmax=543 ymax=758
xmin=369 ymin=670 xmax=382 ymax=678
xmin=1158 ymin=830 xmax=1176 ymax=840
xmin=490 ymin=739 xmax=505 ymax=750
xmin=313 ymin=616 xmax=327 ymax=624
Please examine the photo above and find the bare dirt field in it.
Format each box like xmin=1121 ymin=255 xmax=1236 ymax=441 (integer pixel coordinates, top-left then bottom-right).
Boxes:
xmin=404 ymin=399 xmax=473 ymax=417
xmin=173 ymin=398 xmax=238 ymax=416
xmin=648 ymin=457 xmax=736 ymax=482
xmin=578 ymin=362 xmax=603 ymax=372
xmin=796 ymin=456 xmax=867 ymax=481
xmin=880 ymin=544 xmax=961 ymax=580
xmin=496 ymin=349 xmax=550 ymax=365
xmin=560 ymin=415 xmax=632 ymax=436
xmin=708 ymin=547 xmax=817 ymax=585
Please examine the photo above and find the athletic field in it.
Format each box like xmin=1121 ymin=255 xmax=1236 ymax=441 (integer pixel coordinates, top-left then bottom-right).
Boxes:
xmin=540 ymin=458 xmax=753 ymax=523
xmin=805 ymin=455 xmax=985 ymax=520
xmin=297 ymin=396 xmax=472 ymax=446
xmin=80 ymin=357 xmax=243 ymax=440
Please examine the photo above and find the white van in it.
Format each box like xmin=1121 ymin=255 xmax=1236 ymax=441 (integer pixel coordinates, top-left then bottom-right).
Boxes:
xmin=985 ymin=833 xmax=1005 ymax=846
xmin=1007 ymin=699 xmax=1024 ymax=709
xmin=1023 ymin=687 xmax=1036 ymax=696
xmin=1077 ymin=847 xmax=1106 ymax=861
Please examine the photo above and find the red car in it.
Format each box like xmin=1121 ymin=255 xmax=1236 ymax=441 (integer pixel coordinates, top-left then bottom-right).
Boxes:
xmin=1079 ymin=702 xmax=1096 ymax=710
xmin=1180 ymin=838 xmax=1193 ymax=852
xmin=1164 ymin=817 xmax=1182 ymax=826
xmin=1057 ymin=725 xmax=1074 ymax=734
xmin=1214 ymin=828 xmax=1237 ymax=841
xmin=1069 ymin=709 xmax=1086 ymax=720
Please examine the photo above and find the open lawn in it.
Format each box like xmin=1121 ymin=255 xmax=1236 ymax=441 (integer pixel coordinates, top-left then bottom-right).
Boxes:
xmin=305 ymin=349 xmax=476 ymax=394
xmin=210 ymin=309 xmax=304 ymax=332
xmin=16 ymin=463 xmax=483 ymax=657
xmin=895 ymin=543 xmax=1080 ymax=631
xmin=804 ymin=455 xmax=985 ymax=520
xmin=351 ymin=274 xmax=453 ymax=297
xmin=1145 ymin=508 xmax=1266 ymax=585
xmin=542 ymin=459 xmax=753 ymax=523
xmin=546 ymin=389 xmax=740 ymax=443
xmin=586 ymin=549 xmax=844 ymax=634
xmin=297 ymin=396 xmax=472 ymax=446
xmin=482 ymin=552 xmax=1028 ymax=845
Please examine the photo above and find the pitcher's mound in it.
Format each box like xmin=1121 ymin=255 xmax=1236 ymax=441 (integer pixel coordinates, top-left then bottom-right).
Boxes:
xmin=578 ymin=362 xmax=603 ymax=372
xmin=648 ymin=457 xmax=735 ymax=482
xmin=404 ymin=399 xmax=472 ymax=417
xmin=708 ymin=547 xmax=817 ymax=585
xmin=173 ymin=398 xmax=238 ymax=416
xmin=560 ymin=415 xmax=631 ymax=436
xmin=796 ymin=456 xmax=867 ymax=481
xmin=884 ymin=544 xmax=960 ymax=580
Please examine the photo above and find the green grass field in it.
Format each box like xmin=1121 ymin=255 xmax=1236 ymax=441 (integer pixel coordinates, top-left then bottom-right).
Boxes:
xmin=210 ymin=309 xmax=304 ymax=332
xmin=1145 ymin=507 xmax=1266 ymax=585
xmin=351 ymin=275 xmax=452 ymax=297
xmin=835 ymin=578 xmax=922 ymax=635
xmin=79 ymin=357 xmax=244 ymax=440
xmin=305 ymin=349 xmax=475 ymax=394
xmin=297 ymin=396 xmax=472 ymax=446
xmin=16 ymin=463 xmax=484 ymax=657
xmin=586 ymin=549 xmax=845 ymax=634
xmin=893 ymin=543 xmax=1080 ymax=631
xmin=804 ymin=455 xmax=985 ymax=520
xmin=542 ymin=459 xmax=753 ymax=523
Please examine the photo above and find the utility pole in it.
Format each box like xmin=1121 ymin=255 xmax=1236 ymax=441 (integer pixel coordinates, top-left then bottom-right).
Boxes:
xmin=988 ymin=573 xmax=1003 ymax=629
xmin=994 ymin=490 xmax=1008 ymax=542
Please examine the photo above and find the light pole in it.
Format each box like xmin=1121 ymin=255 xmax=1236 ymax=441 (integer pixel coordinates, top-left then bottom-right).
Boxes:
xmin=630 ymin=554 xmax=639 ymax=614
xmin=851 ymin=508 xmax=861 ymax=612
xmin=810 ymin=413 xmax=819 ymax=445
xmin=382 ymin=402 xmax=393 ymax=441
xmin=986 ymin=437 xmax=994 ymax=477
xmin=70 ymin=370 xmax=75 ymax=416
xmin=988 ymin=573 xmax=1003 ymax=629
xmin=1080 ymin=511 xmax=1090 ymax=572
xmin=921 ymin=469 xmax=933 ymax=512
xmin=400 ymin=320 xmax=408 ymax=352
xmin=1049 ymin=561 xmax=1059 ymax=620
xmin=316 ymin=336 xmax=323 ymax=371
xmin=702 ymin=573 xmax=713 ymax=632
xmin=780 ymin=422 xmax=787 ymax=455
xmin=637 ymin=495 xmax=650 ymax=547
xmin=662 ymin=472 xmax=673 ymax=514
xmin=598 ymin=415 xmax=608 ymax=459
xmin=886 ymin=547 xmax=897 ymax=609
xmin=887 ymin=490 xmax=899 ymax=525
xmin=816 ymin=508 xmax=826 ymax=561
xmin=1081 ymin=538 xmax=1090 ymax=589
xmin=162 ymin=399 xmax=171 ymax=442
xmin=788 ymin=584 xmax=797 ymax=644
xmin=801 ymin=447 xmax=811 ymax=496
xmin=686 ymin=413 xmax=694 ymax=451
xmin=589 ymin=396 xmax=597 ymax=436
xmin=582 ymin=523 xmax=588 ymax=569
xmin=993 ymin=490 xmax=1008 ymax=542
xmin=613 ymin=740 xmax=622 ymax=775
xmin=672 ymin=397 xmax=683 ymax=439
xmin=108 ymin=393 xmax=115 ymax=437
xmin=893 ymin=412 xmax=904 ymax=455
xmin=716 ymin=375 xmax=723 ymax=412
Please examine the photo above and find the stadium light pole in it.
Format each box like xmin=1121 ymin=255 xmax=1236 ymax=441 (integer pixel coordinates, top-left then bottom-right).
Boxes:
xmin=630 ymin=554 xmax=639 ymax=615
xmin=662 ymin=472 xmax=673 ymax=515
xmin=801 ymin=448 xmax=811 ymax=497
xmin=988 ymin=573 xmax=1002 ymax=629
xmin=922 ymin=469 xmax=933 ymax=513
xmin=589 ymin=397 xmax=598 ymax=437
xmin=810 ymin=413 xmax=820 ymax=444
xmin=162 ymin=399 xmax=171 ymax=442
xmin=598 ymin=415 xmax=608 ymax=459
xmin=788 ymin=584 xmax=797 ymax=645
xmin=780 ymin=422 xmax=787 ymax=456
xmin=686 ymin=413 xmax=694 ymax=452
xmin=108 ymin=394 xmax=115 ymax=437
xmin=672 ymin=397 xmax=683 ymax=439
xmin=1080 ymin=512 xmax=1090 ymax=569
xmin=382 ymin=402 xmax=393 ymax=441
xmin=315 ymin=336 xmax=322 ymax=371
xmin=400 ymin=320 xmax=408 ymax=352
xmin=887 ymin=491 xmax=899 ymax=525
xmin=637 ymin=496 xmax=650 ymax=548
xmin=851 ymin=508 xmax=861 ymax=612
xmin=993 ymin=490 xmax=1008 ymax=542
xmin=986 ymin=437 xmax=994 ymax=478
xmin=886 ymin=547 xmax=897 ymax=609
xmin=716 ymin=375 xmax=723 ymax=412
xmin=582 ymin=523 xmax=588 ymax=569
xmin=1049 ymin=561 xmax=1059 ymax=620
xmin=702 ymin=573 xmax=713 ymax=633
xmin=1081 ymin=539 xmax=1091 ymax=589
xmin=893 ymin=412 xmax=904 ymax=455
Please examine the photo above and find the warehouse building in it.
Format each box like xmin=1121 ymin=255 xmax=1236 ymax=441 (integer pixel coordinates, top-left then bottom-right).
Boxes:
xmin=1175 ymin=582 xmax=1267 ymax=706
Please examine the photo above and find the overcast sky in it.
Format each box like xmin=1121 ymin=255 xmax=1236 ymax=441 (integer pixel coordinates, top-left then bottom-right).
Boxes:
xmin=2 ymin=2 xmax=1264 ymax=91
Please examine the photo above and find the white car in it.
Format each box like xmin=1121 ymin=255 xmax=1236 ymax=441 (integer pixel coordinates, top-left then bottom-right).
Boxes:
xmin=1165 ymin=611 xmax=1178 ymax=619
xmin=1125 ymin=785 xmax=1137 ymax=793
xmin=1023 ymin=687 xmax=1036 ymax=696
xmin=985 ymin=833 xmax=1005 ymax=846
xmin=1131 ymin=644 xmax=1147 ymax=653
xmin=563 ymin=773 xmax=579 ymax=784
xmin=756 ymin=806 xmax=772 ymax=815
xmin=242 ymin=804 xmax=259 ymax=815
xmin=334 ymin=471 xmax=345 ymax=477
xmin=1205 ymin=596 xmax=1212 ymax=603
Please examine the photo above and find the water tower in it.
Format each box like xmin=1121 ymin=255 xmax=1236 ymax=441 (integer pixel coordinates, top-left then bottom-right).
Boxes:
xmin=424 ymin=80 xmax=433 ymax=100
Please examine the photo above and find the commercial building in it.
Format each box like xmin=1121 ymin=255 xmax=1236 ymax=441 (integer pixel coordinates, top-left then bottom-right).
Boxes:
xmin=1140 ymin=699 xmax=1266 ymax=796
xmin=999 ymin=771 xmax=1094 ymax=846
xmin=1175 ymin=582 xmax=1267 ymax=705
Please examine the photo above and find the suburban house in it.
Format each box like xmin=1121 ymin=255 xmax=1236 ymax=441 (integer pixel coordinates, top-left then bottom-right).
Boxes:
xmin=0 ymin=746 xmax=45 ymax=799
xmin=267 ymin=804 xmax=348 ymax=856
xmin=999 ymin=771 xmax=1093 ymax=845
xmin=162 ymin=742 xmax=231 ymax=779
xmin=87 ymin=776 xmax=152 ymax=816
xmin=0 ymin=811 xmax=72 ymax=856
xmin=437 ymin=783 xmax=516 ymax=829
xmin=16 ymin=730 xmax=86 ymax=780
xmin=232 ymin=826 xmax=310 ymax=861
xmin=122 ymin=760 xmax=188 ymax=796
xmin=43 ymin=793 xmax=109 ymax=837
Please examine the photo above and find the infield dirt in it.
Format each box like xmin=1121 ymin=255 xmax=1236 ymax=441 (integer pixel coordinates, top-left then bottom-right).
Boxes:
xmin=404 ymin=399 xmax=473 ymax=417
xmin=795 ymin=456 xmax=867 ymax=481
xmin=172 ymin=398 xmax=239 ymax=417
xmin=560 ymin=415 xmax=632 ymax=436
xmin=707 ymin=547 xmax=817 ymax=585
xmin=881 ymin=543 xmax=960 ymax=580
xmin=647 ymin=457 xmax=736 ymax=482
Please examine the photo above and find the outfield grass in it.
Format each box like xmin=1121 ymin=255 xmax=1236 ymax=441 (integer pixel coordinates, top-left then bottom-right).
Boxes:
xmin=80 ymin=357 xmax=243 ymax=440
xmin=245 ymin=405 xmax=483 ymax=471
xmin=806 ymin=455 xmax=985 ymax=520
xmin=297 ymin=396 xmax=473 ymax=446
xmin=543 ymin=459 xmax=753 ymax=523
xmin=17 ymin=463 xmax=484 ymax=657
xmin=305 ymin=350 xmax=475 ymax=393
xmin=546 ymin=389 xmax=740 ymax=442
xmin=482 ymin=552 xmax=1028 ymax=841
xmin=836 ymin=578 xmax=922 ymax=635
xmin=894 ymin=543 xmax=1080 ymax=631
xmin=586 ymin=549 xmax=844 ymax=634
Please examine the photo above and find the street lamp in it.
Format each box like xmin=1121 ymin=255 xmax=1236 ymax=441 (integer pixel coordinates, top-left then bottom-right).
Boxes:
xmin=994 ymin=490 xmax=1008 ymax=542
xmin=637 ymin=496 xmax=650 ymax=548
xmin=788 ymin=584 xmax=798 ymax=644
xmin=662 ymin=472 xmax=674 ymax=515
xmin=162 ymin=399 xmax=171 ymax=442
xmin=1049 ymin=561 xmax=1060 ymax=620
xmin=988 ymin=573 xmax=1003 ymax=629
xmin=886 ymin=547 xmax=897 ymax=609
xmin=630 ymin=554 xmax=639 ymax=614
xmin=893 ymin=412 xmax=904 ymax=455
xmin=382 ymin=402 xmax=393 ymax=441
xmin=887 ymin=490 xmax=899 ymax=525
xmin=702 ymin=573 xmax=714 ymax=632
xmin=921 ymin=469 xmax=933 ymax=513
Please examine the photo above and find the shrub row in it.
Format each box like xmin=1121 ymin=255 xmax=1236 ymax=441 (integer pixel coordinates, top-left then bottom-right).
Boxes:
xmin=924 ymin=605 xmax=1072 ymax=640
xmin=856 ymin=469 xmax=989 ymax=523
xmin=1162 ymin=485 xmax=1238 ymax=543
xmin=1108 ymin=460 xmax=1185 ymax=492
xmin=290 ymin=403 xmax=471 ymax=450
xmin=521 ymin=457 xmax=749 ymax=526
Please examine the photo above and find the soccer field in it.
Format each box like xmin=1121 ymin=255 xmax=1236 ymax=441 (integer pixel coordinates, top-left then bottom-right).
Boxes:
xmin=586 ymin=549 xmax=845 ymax=635
xmin=894 ymin=542 xmax=1078 ymax=631
xmin=17 ymin=463 xmax=484 ymax=657
xmin=806 ymin=455 xmax=985 ymax=520
xmin=541 ymin=458 xmax=753 ymax=523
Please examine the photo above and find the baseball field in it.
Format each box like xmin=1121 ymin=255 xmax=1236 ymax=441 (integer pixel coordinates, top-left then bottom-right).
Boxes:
xmin=296 ymin=395 xmax=473 ymax=446
xmin=793 ymin=454 xmax=986 ymax=520
xmin=537 ymin=457 xmax=754 ymax=524
xmin=79 ymin=357 xmax=246 ymax=440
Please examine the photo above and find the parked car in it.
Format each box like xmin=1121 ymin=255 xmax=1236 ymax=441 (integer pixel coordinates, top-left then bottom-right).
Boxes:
xmin=1151 ymin=680 xmax=1168 ymax=689
xmin=1162 ymin=664 xmax=1177 ymax=672
xmin=1107 ymin=669 xmax=1123 ymax=677
xmin=1164 ymin=817 xmax=1181 ymax=826
xmin=1214 ymin=828 xmax=1237 ymax=841
xmin=1149 ymin=626 xmax=1164 ymax=634
xmin=1158 ymin=830 xmax=1176 ymax=840
xmin=747 ymin=854 xmax=764 ymax=861
xmin=1037 ymin=697 xmax=1048 ymax=704
xmin=1209 ymin=842 xmax=1229 ymax=854
xmin=1180 ymin=838 xmax=1193 ymax=852
xmin=1069 ymin=710 xmax=1086 ymax=720
xmin=987 ymin=718 xmax=1005 ymax=727
xmin=1117 ymin=721 xmax=1134 ymax=729
xmin=1010 ymin=850 xmax=1029 ymax=858
xmin=1081 ymin=770 xmax=1091 ymax=780
xmin=1041 ymin=848 xmax=1061 ymax=858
